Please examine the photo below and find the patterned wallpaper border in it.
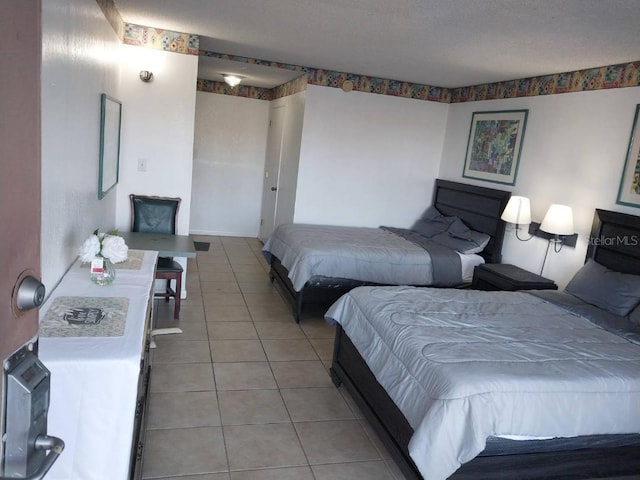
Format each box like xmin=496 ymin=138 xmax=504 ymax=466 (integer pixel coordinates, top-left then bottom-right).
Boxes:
xmin=197 ymin=74 xmax=308 ymax=101
xmin=123 ymin=23 xmax=199 ymax=55
xmin=96 ymin=0 xmax=199 ymax=55
xmin=197 ymin=79 xmax=273 ymax=100
xmin=450 ymin=61 xmax=640 ymax=103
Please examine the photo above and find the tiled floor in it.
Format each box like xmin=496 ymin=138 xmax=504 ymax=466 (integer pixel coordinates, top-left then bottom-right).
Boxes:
xmin=142 ymin=235 xmax=404 ymax=480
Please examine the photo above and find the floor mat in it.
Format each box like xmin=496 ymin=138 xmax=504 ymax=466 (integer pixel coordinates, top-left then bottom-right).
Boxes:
xmin=193 ymin=241 xmax=210 ymax=252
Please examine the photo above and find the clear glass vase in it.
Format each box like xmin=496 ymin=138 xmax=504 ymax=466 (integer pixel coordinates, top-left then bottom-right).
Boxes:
xmin=89 ymin=254 xmax=116 ymax=285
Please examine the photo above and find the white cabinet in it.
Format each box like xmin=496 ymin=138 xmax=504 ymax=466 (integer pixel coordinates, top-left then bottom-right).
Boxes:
xmin=39 ymin=250 xmax=157 ymax=480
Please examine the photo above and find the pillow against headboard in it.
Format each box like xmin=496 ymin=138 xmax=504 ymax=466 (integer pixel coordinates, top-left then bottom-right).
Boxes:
xmin=431 ymin=218 xmax=491 ymax=255
xmin=411 ymin=206 xmax=457 ymax=238
xmin=565 ymin=259 xmax=640 ymax=317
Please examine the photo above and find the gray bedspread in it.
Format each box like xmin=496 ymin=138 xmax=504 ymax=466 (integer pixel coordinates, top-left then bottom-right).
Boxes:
xmin=262 ymin=223 xmax=463 ymax=291
xmin=325 ymin=286 xmax=640 ymax=480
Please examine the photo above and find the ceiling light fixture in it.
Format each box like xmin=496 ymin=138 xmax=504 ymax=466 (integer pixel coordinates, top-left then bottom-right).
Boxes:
xmin=222 ymin=74 xmax=243 ymax=87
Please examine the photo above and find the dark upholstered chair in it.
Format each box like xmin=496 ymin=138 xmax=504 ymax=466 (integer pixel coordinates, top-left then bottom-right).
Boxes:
xmin=130 ymin=194 xmax=183 ymax=319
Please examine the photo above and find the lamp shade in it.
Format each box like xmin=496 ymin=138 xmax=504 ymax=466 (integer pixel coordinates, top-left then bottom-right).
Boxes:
xmin=540 ymin=204 xmax=574 ymax=235
xmin=500 ymin=196 xmax=531 ymax=225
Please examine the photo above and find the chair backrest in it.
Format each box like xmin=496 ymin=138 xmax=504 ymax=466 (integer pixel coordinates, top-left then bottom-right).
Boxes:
xmin=130 ymin=194 xmax=181 ymax=235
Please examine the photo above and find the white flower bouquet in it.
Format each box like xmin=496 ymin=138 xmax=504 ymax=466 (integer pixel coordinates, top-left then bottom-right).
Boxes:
xmin=79 ymin=229 xmax=128 ymax=263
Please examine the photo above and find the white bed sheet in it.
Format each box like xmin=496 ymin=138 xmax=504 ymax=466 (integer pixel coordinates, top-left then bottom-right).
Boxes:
xmin=263 ymin=223 xmax=483 ymax=290
xmin=325 ymin=286 xmax=640 ymax=480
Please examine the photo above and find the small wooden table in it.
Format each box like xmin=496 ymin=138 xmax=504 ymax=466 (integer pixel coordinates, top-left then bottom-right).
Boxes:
xmin=472 ymin=263 xmax=558 ymax=291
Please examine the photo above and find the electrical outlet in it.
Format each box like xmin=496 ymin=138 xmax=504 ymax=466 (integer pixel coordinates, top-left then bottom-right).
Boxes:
xmin=137 ymin=158 xmax=147 ymax=172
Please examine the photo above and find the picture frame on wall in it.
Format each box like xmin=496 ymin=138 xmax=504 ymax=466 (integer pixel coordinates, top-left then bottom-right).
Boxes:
xmin=617 ymin=104 xmax=640 ymax=208
xmin=98 ymin=93 xmax=122 ymax=200
xmin=462 ymin=109 xmax=528 ymax=185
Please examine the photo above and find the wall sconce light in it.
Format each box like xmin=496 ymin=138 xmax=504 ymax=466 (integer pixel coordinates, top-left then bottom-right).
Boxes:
xmin=502 ymin=197 xmax=579 ymax=274
xmin=540 ymin=204 xmax=575 ymax=252
xmin=222 ymin=74 xmax=243 ymax=88
xmin=139 ymin=70 xmax=154 ymax=82
xmin=500 ymin=196 xmax=533 ymax=241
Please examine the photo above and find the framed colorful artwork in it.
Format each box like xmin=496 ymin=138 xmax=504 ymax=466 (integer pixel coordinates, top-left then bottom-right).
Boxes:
xmin=617 ymin=104 xmax=640 ymax=208
xmin=462 ymin=110 xmax=528 ymax=185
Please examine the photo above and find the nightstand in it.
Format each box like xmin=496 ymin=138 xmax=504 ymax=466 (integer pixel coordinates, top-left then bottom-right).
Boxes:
xmin=472 ymin=263 xmax=558 ymax=291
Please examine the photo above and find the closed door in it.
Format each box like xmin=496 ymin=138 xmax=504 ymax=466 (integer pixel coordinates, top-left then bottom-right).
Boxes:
xmin=0 ymin=0 xmax=42 ymax=464
xmin=259 ymin=105 xmax=285 ymax=240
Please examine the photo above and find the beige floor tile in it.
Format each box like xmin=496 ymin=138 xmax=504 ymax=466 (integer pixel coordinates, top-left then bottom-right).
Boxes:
xmin=142 ymin=427 xmax=227 ymax=478
xmin=152 ymin=340 xmax=211 ymax=364
xmin=200 ymin=271 xmax=237 ymax=283
xmin=227 ymin=255 xmax=261 ymax=265
xmin=205 ymin=305 xmax=252 ymax=322
xmin=231 ymin=264 xmax=267 ymax=274
xmin=308 ymin=338 xmax=334 ymax=361
xmin=150 ymin=363 xmax=215 ymax=393
xmin=360 ymin=419 xmax=392 ymax=458
xmin=234 ymin=272 xmax=274 ymax=284
xmin=248 ymin=305 xmax=295 ymax=323
xmin=262 ymin=339 xmax=319 ymax=361
xmin=210 ymin=340 xmax=266 ymax=362
xmin=254 ymin=322 xmax=305 ymax=339
xmin=199 ymin=270 xmax=235 ymax=282
xmin=280 ymin=387 xmax=354 ymax=422
xmin=312 ymin=461 xmax=396 ymax=480
xmin=147 ymin=391 xmax=221 ymax=429
xmin=208 ymin=322 xmax=258 ymax=340
xmin=295 ymin=419 xmax=380 ymax=465
xmin=213 ymin=362 xmax=277 ymax=390
xmin=243 ymin=292 xmax=287 ymax=307
xmin=168 ymin=304 xmax=207 ymax=323
xmin=238 ymin=281 xmax=277 ymax=294
xmin=385 ymin=458 xmax=409 ymax=480
xmin=300 ymin=317 xmax=336 ymax=339
xmin=149 ymin=474 xmax=229 ymax=480
xmin=203 ymin=293 xmax=247 ymax=307
xmin=198 ymin=262 xmax=233 ymax=273
xmin=270 ymin=360 xmax=333 ymax=388
xmin=199 ymin=281 xmax=241 ymax=294
xmin=196 ymin=254 xmax=230 ymax=264
xmin=230 ymin=466 xmax=314 ymax=480
xmin=218 ymin=389 xmax=290 ymax=425
xmin=224 ymin=423 xmax=307 ymax=471
xmin=338 ymin=385 xmax=365 ymax=419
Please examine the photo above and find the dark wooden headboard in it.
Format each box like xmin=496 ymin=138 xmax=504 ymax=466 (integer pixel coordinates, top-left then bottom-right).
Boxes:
xmin=586 ymin=209 xmax=640 ymax=275
xmin=432 ymin=179 xmax=511 ymax=264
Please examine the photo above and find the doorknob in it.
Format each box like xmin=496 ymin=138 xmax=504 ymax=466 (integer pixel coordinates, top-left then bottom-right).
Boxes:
xmin=270 ymin=187 xmax=277 ymax=192
xmin=15 ymin=275 xmax=46 ymax=311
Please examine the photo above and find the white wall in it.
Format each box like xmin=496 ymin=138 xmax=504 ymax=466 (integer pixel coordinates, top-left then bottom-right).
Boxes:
xmin=114 ymin=45 xmax=197 ymax=235
xmin=41 ymin=0 xmax=121 ymax=291
xmin=114 ymin=45 xmax=198 ymax=295
xmin=439 ymin=86 xmax=640 ymax=287
xmin=294 ymin=85 xmax=449 ymax=228
xmin=190 ymin=92 xmax=269 ymax=236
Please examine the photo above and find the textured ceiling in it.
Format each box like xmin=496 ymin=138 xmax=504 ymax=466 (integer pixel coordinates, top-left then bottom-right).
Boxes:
xmin=114 ymin=0 xmax=640 ymax=89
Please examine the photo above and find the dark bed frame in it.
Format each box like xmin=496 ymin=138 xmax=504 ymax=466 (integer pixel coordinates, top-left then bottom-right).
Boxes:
xmin=269 ymin=179 xmax=511 ymax=322
xmin=330 ymin=208 xmax=640 ymax=480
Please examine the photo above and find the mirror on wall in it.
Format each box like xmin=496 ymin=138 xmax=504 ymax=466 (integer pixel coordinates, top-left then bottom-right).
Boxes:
xmin=98 ymin=93 xmax=122 ymax=200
